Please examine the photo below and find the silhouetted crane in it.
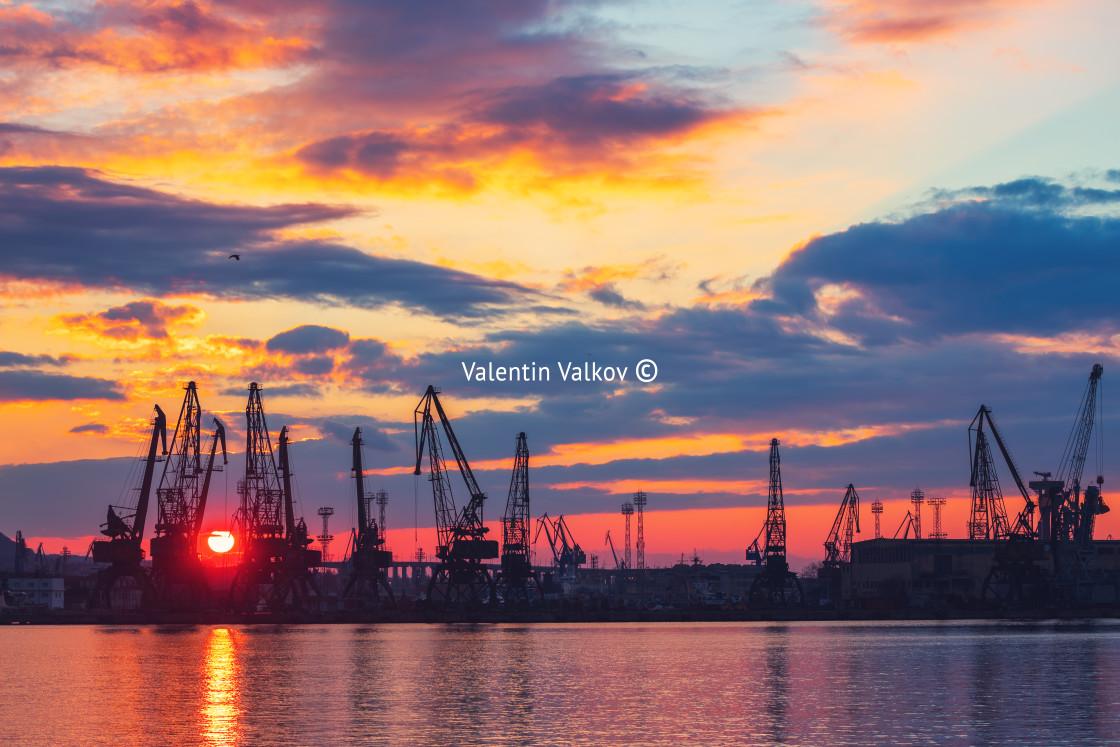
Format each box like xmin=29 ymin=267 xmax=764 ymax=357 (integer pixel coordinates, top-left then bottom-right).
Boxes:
xmin=748 ymin=438 xmax=803 ymax=608
xmin=342 ymin=427 xmax=394 ymax=607
xmin=89 ymin=404 xmax=166 ymax=608
xmin=823 ymin=484 xmax=861 ymax=568
xmin=228 ymin=383 xmax=321 ymax=613
xmin=497 ymin=432 xmax=540 ymax=604
xmin=150 ymin=381 xmax=227 ymax=609
xmin=414 ymin=386 xmax=499 ymax=607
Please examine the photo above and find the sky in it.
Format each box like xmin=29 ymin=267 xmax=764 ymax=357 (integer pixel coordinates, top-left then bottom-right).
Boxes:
xmin=2 ymin=0 xmax=1120 ymax=569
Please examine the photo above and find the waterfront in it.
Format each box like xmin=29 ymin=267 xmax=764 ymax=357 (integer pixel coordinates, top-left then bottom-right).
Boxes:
xmin=2 ymin=620 xmax=1119 ymax=745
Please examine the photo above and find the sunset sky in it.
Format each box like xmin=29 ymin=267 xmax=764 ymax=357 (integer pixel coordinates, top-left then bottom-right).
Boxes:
xmin=2 ymin=0 xmax=1120 ymax=568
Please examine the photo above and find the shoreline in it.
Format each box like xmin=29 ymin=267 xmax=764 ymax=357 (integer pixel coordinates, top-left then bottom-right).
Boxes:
xmin=6 ymin=605 xmax=1120 ymax=626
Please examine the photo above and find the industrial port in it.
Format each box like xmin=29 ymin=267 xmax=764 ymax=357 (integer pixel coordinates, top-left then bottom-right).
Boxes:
xmin=3 ymin=366 xmax=1120 ymax=623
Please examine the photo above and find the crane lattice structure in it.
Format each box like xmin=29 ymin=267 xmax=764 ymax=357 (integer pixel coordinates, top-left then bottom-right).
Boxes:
xmin=150 ymin=382 xmax=227 ymax=610
xmin=228 ymin=384 xmax=322 ymax=613
xmin=317 ymin=507 xmax=334 ymax=562
xmin=871 ymin=500 xmax=883 ymax=539
xmin=929 ymin=497 xmax=946 ymax=540
xmin=498 ymin=432 xmax=540 ymax=604
xmin=342 ymin=427 xmax=394 ymax=607
xmin=414 ymin=386 xmax=499 ymax=607
xmin=153 ymin=385 xmax=227 ymax=609
xmin=748 ymin=438 xmax=803 ymax=607
xmin=1057 ymin=364 xmax=1108 ymax=548
xmin=823 ymin=484 xmax=861 ymax=568
xmin=968 ymin=406 xmax=1013 ymax=540
xmin=90 ymin=405 xmax=166 ymax=608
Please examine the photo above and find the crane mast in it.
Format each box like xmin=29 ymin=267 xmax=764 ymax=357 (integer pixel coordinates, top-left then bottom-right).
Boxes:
xmin=748 ymin=438 xmax=803 ymax=608
xmin=89 ymin=404 xmax=167 ymax=608
xmin=342 ymin=427 xmax=394 ymax=607
xmin=498 ymin=432 xmax=539 ymax=604
xmin=228 ymin=383 xmax=320 ymax=613
xmin=150 ymin=381 xmax=227 ymax=609
xmin=413 ymin=386 xmax=498 ymax=607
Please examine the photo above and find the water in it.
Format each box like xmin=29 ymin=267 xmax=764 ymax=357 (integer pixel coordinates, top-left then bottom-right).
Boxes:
xmin=3 ymin=620 xmax=1120 ymax=746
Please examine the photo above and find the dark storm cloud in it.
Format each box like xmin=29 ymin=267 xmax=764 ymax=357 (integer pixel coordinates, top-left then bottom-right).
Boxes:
xmin=69 ymin=423 xmax=109 ymax=435
xmin=0 ymin=351 xmax=70 ymax=368
xmin=295 ymin=73 xmax=731 ymax=178
xmin=758 ymin=182 xmax=1120 ymax=344
xmin=266 ymin=325 xmax=351 ymax=355
xmin=588 ymin=283 xmax=645 ymax=310
xmin=474 ymin=73 xmax=719 ymax=146
xmin=0 ymin=370 xmax=124 ymax=402
xmin=0 ymin=166 xmax=540 ymax=317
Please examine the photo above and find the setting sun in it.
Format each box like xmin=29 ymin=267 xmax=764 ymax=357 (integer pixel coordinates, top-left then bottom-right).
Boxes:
xmin=207 ymin=531 xmax=235 ymax=554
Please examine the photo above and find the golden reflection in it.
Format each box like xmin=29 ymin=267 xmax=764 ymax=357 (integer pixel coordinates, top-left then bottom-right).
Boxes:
xmin=202 ymin=627 xmax=242 ymax=746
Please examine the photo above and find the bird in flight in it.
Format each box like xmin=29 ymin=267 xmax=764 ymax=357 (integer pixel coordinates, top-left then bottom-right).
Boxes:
xmin=229 ymin=254 xmax=241 ymax=260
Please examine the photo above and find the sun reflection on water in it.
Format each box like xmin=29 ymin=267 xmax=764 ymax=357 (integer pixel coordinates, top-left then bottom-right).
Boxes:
xmin=202 ymin=627 xmax=242 ymax=746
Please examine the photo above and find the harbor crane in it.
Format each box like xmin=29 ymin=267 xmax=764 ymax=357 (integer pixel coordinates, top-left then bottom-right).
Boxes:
xmin=748 ymin=438 xmax=803 ymax=608
xmin=823 ymin=484 xmax=861 ymax=568
xmin=973 ymin=404 xmax=1049 ymax=605
xmin=534 ymin=513 xmax=587 ymax=579
xmin=90 ymin=404 xmax=167 ymax=608
xmin=414 ymin=386 xmax=499 ymax=607
xmin=1057 ymin=364 xmax=1107 ymax=547
xmin=342 ymin=427 xmax=394 ymax=607
xmin=968 ymin=406 xmax=1015 ymax=540
xmin=228 ymin=383 xmax=321 ymax=613
xmin=498 ymin=432 xmax=540 ymax=604
xmin=819 ymin=483 xmax=861 ymax=608
xmin=150 ymin=382 xmax=227 ymax=609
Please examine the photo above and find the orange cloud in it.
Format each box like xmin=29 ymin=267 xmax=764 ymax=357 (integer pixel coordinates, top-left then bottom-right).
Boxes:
xmin=0 ymin=1 xmax=315 ymax=73
xmin=822 ymin=0 xmax=1043 ymax=45
xmin=55 ymin=298 xmax=205 ymax=344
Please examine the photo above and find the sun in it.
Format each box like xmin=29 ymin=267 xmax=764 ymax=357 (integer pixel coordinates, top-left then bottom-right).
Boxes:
xmin=207 ymin=530 xmax=235 ymax=553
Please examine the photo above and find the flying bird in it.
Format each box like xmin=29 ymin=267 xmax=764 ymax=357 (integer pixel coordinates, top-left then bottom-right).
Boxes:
xmin=229 ymin=254 xmax=240 ymax=260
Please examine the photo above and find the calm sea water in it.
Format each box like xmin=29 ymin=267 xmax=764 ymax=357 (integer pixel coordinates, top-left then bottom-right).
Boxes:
xmin=2 ymin=620 xmax=1119 ymax=746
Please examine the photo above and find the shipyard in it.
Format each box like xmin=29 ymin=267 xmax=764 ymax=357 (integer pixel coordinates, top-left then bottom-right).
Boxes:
xmin=4 ymin=365 xmax=1118 ymax=624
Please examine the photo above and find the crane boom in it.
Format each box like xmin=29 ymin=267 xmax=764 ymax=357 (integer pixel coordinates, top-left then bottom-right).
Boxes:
xmin=193 ymin=418 xmax=227 ymax=542
xmin=823 ymin=484 xmax=860 ymax=567
xmin=605 ymin=530 xmax=624 ymax=571
xmin=1057 ymin=364 xmax=1103 ymax=492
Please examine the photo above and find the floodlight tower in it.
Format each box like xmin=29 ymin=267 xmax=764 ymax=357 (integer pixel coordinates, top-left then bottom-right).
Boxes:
xmin=911 ymin=488 xmax=925 ymax=540
xmin=633 ymin=490 xmax=647 ymax=572
xmin=929 ymin=497 xmax=946 ymax=540
xmin=317 ymin=506 xmax=334 ymax=562
xmin=621 ymin=502 xmax=634 ymax=572
xmin=375 ymin=490 xmax=389 ymax=539
xmin=872 ymin=500 xmax=883 ymax=539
